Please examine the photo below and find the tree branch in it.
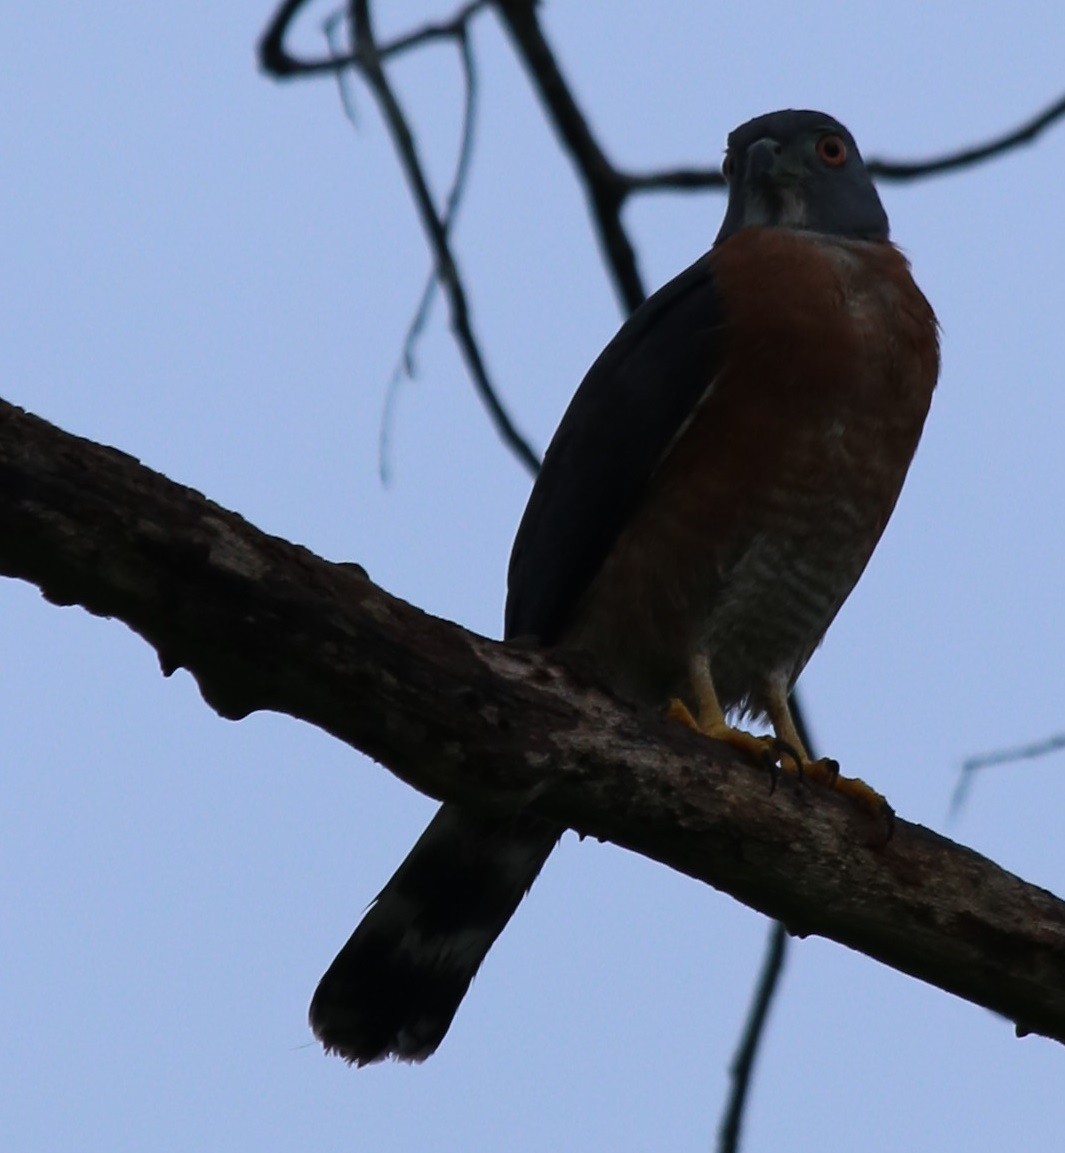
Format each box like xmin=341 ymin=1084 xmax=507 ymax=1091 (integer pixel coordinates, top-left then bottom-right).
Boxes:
xmin=4 ymin=394 xmax=1065 ymax=1045
xmin=261 ymin=2 xmax=541 ymax=477
xmin=865 ymin=91 xmax=1065 ymax=181
xmin=717 ymin=920 xmax=787 ymax=1153
xmin=491 ymin=0 xmax=646 ymax=313
xmin=952 ymin=731 xmax=1065 ymax=817
xmin=322 ymin=7 xmax=482 ymax=483
xmin=258 ymin=0 xmax=490 ymax=77
xmin=619 ymin=90 xmax=1065 ymax=193
xmin=348 ymin=0 xmax=541 ymax=477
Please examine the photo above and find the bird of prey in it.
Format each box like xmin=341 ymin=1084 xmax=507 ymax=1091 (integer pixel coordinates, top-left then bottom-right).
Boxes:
xmin=309 ymin=109 xmax=940 ymax=1064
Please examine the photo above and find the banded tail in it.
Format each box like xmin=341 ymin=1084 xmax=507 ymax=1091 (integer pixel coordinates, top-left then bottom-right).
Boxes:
xmin=309 ymin=803 xmax=560 ymax=1064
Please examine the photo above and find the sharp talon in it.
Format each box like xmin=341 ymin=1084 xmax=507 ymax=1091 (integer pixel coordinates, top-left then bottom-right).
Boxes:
xmin=762 ymin=749 xmax=781 ymax=793
xmin=772 ymin=738 xmax=803 ymax=774
xmin=667 ymin=703 xmax=796 ymax=779
xmin=767 ymin=773 xmax=778 ymax=795
xmin=762 ymin=737 xmax=801 ymax=791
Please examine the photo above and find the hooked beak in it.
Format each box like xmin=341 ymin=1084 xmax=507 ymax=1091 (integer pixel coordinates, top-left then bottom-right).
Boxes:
xmin=745 ymin=137 xmax=803 ymax=189
xmin=714 ymin=132 xmax=812 ymax=242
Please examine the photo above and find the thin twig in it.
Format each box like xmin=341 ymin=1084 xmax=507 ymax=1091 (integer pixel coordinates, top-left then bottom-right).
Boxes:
xmin=262 ymin=1 xmax=1065 ymax=196
xmin=324 ymin=9 xmax=483 ymax=481
xmin=491 ymin=0 xmax=645 ymax=313
xmin=619 ymin=92 xmax=1065 ymax=194
xmin=379 ymin=25 xmax=481 ymax=481
xmin=325 ymin=11 xmax=361 ymax=122
xmin=867 ymin=91 xmax=1065 ymax=180
xmin=951 ymin=731 xmax=1065 ymax=817
xmin=349 ymin=0 xmax=541 ymax=476
xmin=377 ymin=274 xmax=440 ymax=484
xmin=624 ymin=166 xmax=726 ymax=193
xmin=717 ymin=921 xmax=788 ymax=1153
xmin=706 ymin=704 xmax=816 ymax=1152
xmin=259 ymin=0 xmax=490 ymax=77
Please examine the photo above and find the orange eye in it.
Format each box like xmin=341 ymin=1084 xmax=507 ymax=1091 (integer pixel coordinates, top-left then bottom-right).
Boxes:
xmin=722 ymin=152 xmax=734 ymax=182
xmin=816 ymin=133 xmax=847 ymax=167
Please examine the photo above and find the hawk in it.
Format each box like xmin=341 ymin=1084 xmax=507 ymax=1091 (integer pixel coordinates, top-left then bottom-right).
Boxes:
xmin=310 ymin=109 xmax=940 ymax=1064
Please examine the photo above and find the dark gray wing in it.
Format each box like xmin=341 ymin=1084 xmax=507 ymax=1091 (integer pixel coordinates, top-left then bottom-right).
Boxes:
xmin=505 ymin=250 xmax=727 ymax=642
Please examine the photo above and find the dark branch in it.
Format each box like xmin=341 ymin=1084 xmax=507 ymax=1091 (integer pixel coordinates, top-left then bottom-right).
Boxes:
xmin=952 ymin=731 xmax=1065 ymax=817
xmin=263 ymin=1 xmax=540 ymax=475
xmin=623 ymin=166 xmax=726 ymax=194
xmin=259 ymin=0 xmax=312 ymax=74
xmin=259 ymin=0 xmax=490 ymax=77
xmin=323 ymin=10 xmax=481 ymax=482
xmin=708 ymin=704 xmax=820 ymax=1148
xmin=616 ymin=91 xmax=1065 ymax=195
xmin=717 ymin=921 xmax=787 ymax=1153
xmin=349 ymin=0 xmax=540 ymax=476
xmin=866 ymin=91 xmax=1065 ymax=181
xmin=261 ymin=2 xmax=1065 ymax=202
xmin=5 ymin=397 xmax=1065 ymax=1046
xmin=491 ymin=0 xmax=646 ymax=312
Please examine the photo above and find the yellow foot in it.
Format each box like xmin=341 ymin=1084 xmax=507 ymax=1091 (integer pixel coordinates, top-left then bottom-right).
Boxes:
xmin=667 ymin=698 xmax=894 ymax=835
xmin=666 ymin=699 xmax=801 ymax=770
xmin=797 ymin=757 xmax=895 ymax=833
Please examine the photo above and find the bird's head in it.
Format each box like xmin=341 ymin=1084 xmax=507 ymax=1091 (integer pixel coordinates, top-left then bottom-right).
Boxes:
xmin=714 ymin=110 xmax=888 ymax=245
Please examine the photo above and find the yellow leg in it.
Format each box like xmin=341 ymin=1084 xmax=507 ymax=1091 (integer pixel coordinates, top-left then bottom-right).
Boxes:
xmin=667 ymin=655 xmax=793 ymax=766
xmin=763 ymin=678 xmax=892 ymax=822
xmin=761 ymin=683 xmax=810 ymax=761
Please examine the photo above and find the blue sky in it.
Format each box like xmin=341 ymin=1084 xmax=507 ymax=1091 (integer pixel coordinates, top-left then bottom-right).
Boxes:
xmin=2 ymin=3 xmax=1065 ymax=1150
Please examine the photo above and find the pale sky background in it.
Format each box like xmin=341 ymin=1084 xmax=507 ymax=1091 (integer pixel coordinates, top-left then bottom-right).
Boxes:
xmin=3 ymin=3 xmax=1065 ymax=1151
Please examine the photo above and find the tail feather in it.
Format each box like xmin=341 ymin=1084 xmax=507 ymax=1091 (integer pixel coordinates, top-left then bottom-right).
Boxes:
xmin=309 ymin=802 xmax=560 ymax=1064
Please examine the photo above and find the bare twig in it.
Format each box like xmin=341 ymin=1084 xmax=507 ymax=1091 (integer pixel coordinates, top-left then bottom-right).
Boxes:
xmin=952 ymin=731 xmax=1065 ymax=817
xmin=619 ymin=91 xmax=1065 ymax=194
xmin=491 ymin=0 xmax=646 ymax=313
xmin=349 ymin=0 xmax=540 ymax=476
xmin=708 ymin=701 xmax=820 ymax=1151
xmin=324 ymin=10 xmax=482 ymax=481
xmin=624 ymin=166 xmax=726 ymax=194
xmin=259 ymin=0 xmax=313 ymax=74
xmin=265 ymin=0 xmax=538 ymax=475
xmin=717 ymin=921 xmax=787 ymax=1153
xmin=866 ymin=91 xmax=1065 ymax=180
xmin=262 ymin=1 xmax=1065 ymax=200
xmin=377 ymin=272 xmax=440 ymax=483
xmin=259 ymin=0 xmax=490 ymax=77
